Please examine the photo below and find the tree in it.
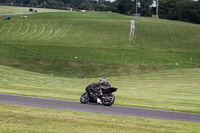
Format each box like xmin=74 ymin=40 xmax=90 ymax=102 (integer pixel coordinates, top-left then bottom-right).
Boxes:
xmin=159 ymin=0 xmax=200 ymax=23
xmin=175 ymin=0 xmax=192 ymax=21
xmin=117 ymin=0 xmax=135 ymax=15
xmin=48 ymin=0 xmax=58 ymax=6
xmin=94 ymin=2 xmax=104 ymax=11
xmin=159 ymin=0 xmax=176 ymax=19
xmin=41 ymin=1 xmax=47 ymax=8
xmin=58 ymin=1 xmax=64 ymax=7
xmin=79 ymin=0 xmax=93 ymax=10
xmin=30 ymin=0 xmax=38 ymax=7
xmin=191 ymin=0 xmax=200 ymax=24
xmin=140 ymin=0 xmax=154 ymax=17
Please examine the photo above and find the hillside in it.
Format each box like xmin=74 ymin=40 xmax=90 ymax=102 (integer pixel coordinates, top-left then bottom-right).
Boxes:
xmin=1 ymin=6 xmax=200 ymax=132
xmin=0 ymin=10 xmax=200 ymax=77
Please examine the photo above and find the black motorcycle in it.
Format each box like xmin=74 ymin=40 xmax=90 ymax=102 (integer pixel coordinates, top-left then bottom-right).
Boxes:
xmin=80 ymin=83 xmax=117 ymax=106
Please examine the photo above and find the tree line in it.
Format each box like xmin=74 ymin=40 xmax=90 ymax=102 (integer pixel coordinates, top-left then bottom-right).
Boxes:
xmin=0 ymin=0 xmax=200 ymax=24
xmin=0 ymin=0 xmax=118 ymax=11
xmin=116 ymin=0 xmax=200 ymax=24
xmin=159 ymin=0 xmax=200 ymax=24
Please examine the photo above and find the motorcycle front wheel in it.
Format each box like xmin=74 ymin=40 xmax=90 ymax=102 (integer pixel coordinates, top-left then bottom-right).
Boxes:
xmin=102 ymin=93 xmax=115 ymax=106
xmin=80 ymin=92 xmax=89 ymax=104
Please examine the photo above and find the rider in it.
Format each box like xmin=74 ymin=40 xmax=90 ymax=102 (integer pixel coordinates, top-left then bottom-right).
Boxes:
xmin=96 ymin=78 xmax=111 ymax=96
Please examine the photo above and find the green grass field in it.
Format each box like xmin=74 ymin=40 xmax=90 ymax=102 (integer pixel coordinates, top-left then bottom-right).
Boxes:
xmin=0 ymin=6 xmax=200 ymax=132
xmin=1 ymin=104 xmax=200 ymax=133
xmin=0 ymin=65 xmax=200 ymax=113
xmin=0 ymin=11 xmax=200 ymax=77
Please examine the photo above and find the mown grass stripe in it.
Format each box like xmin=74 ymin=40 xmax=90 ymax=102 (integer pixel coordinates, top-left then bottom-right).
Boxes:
xmin=0 ymin=23 xmax=6 ymax=33
xmin=30 ymin=22 xmax=44 ymax=40
xmin=58 ymin=24 xmax=72 ymax=41
xmin=40 ymin=22 xmax=53 ymax=40
xmin=6 ymin=23 xmax=14 ymax=34
xmin=11 ymin=21 xmax=22 ymax=38
xmin=25 ymin=23 xmax=37 ymax=40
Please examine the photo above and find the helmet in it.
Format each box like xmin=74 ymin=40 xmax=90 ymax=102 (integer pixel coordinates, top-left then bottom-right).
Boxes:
xmin=100 ymin=78 xmax=106 ymax=83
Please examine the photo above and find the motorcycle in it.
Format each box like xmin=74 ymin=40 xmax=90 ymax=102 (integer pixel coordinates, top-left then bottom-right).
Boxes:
xmin=80 ymin=83 xmax=117 ymax=106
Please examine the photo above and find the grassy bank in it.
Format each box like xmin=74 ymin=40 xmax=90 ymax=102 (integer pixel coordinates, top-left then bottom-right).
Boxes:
xmin=0 ymin=65 xmax=200 ymax=114
xmin=0 ymin=11 xmax=199 ymax=77
xmin=1 ymin=104 xmax=200 ymax=133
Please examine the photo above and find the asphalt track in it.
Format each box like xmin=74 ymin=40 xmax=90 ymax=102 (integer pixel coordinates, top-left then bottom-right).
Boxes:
xmin=0 ymin=93 xmax=200 ymax=123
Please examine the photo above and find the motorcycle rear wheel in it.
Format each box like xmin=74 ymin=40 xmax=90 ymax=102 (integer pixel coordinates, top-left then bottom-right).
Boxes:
xmin=80 ymin=92 xmax=89 ymax=104
xmin=102 ymin=94 xmax=115 ymax=106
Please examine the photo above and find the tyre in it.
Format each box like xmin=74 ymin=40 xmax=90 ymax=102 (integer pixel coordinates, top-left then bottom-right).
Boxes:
xmin=102 ymin=94 xmax=115 ymax=106
xmin=80 ymin=92 xmax=89 ymax=104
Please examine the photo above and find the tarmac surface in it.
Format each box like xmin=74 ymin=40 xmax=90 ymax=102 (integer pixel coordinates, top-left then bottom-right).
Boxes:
xmin=0 ymin=93 xmax=200 ymax=123
xmin=0 ymin=12 xmax=32 ymax=16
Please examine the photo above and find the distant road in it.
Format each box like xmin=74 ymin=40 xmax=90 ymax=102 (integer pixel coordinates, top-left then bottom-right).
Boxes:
xmin=0 ymin=93 xmax=200 ymax=123
xmin=0 ymin=13 xmax=32 ymax=16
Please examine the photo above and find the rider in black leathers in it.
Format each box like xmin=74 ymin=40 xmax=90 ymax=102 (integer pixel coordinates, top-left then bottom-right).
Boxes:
xmin=86 ymin=78 xmax=111 ymax=96
xmin=96 ymin=78 xmax=111 ymax=96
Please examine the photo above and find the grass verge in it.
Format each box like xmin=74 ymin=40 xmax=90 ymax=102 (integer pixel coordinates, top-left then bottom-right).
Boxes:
xmin=0 ymin=104 xmax=200 ymax=133
xmin=0 ymin=65 xmax=200 ymax=114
